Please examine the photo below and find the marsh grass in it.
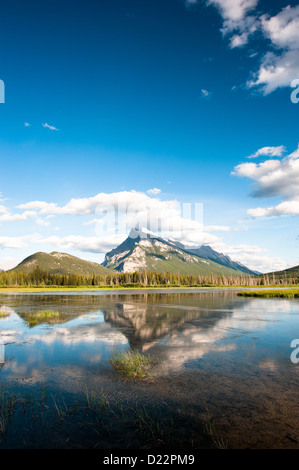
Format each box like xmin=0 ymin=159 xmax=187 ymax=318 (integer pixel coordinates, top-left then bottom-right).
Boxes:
xmin=0 ymin=384 xmax=227 ymax=449
xmin=110 ymin=349 xmax=159 ymax=380
xmin=129 ymin=405 xmax=168 ymax=447
xmin=238 ymin=289 xmax=299 ymax=299
xmin=20 ymin=310 xmax=61 ymax=326
xmin=0 ymin=387 xmax=17 ymax=437
xmin=84 ymin=387 xmax=109 ymax=417
xmin=0 ymin=310 xmax=10 ymax=318
xmin=204 ymin=409 xmax=227 ymax=449
xmin=0 ymin=386 xmax=47 ymax=442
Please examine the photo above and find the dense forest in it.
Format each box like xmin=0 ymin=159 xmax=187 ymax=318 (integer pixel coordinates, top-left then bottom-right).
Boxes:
xmin=0 ymin=266 xmax=298 ymax=287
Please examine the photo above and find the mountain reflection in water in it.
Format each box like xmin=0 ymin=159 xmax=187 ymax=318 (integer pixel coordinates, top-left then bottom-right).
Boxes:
xmin=0 ymin=291 xmax=297 ymax=383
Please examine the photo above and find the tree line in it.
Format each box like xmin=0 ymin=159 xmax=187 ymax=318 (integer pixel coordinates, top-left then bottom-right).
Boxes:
xmin=0 ymin=266 xmax=298 ymax=287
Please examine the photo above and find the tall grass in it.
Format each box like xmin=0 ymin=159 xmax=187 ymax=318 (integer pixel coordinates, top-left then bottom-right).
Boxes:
xmin=238 ymin=289 xmax=299 ymax=298
xmin=110 ymin=349 xmax=158 ymax=380
xmin=0 ymin=310 xmax=10 ymax=318
xmin=20 ymin=310 xmax=61 ymax=326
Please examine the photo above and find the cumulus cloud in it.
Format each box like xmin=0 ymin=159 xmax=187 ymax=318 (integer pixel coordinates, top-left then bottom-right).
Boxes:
xmin=248 ymin=5 xmax=299 ymax=93
xmin=37 ymin=234 xmax=128 ymax=254
xmin=247 ymin=145 xmax=287 ymax=159
xmin=0 ymin=204 xmax=36 ymax=222
xmin=248 ymin=49 xmax=299 ymax=94
xmin=212 ymin=242 xmax=290 ymax=273
xmin=233 ymin=144 xmax=299 ymax=217
xmin=36 ymin=218 xmax=51 ymax=227
xmin=2 ymin=187 xmax=290 ymax=272
xmin=0 ymin=257 xmax=21 ymax=270
xmin=230 ymin=32 xmax=250 ymax=48
xmin=202 ymin=1 xmax=299 ymax=94
xmin=261 ymin=5 xmax=299 ymax=50
xmin=204 ymin=225 xmax=231 ymax=232
xmin=0 ymin=236 xmax=30 ymax=249
xmin=208 ymin=0 xmax=258 ymax=30
xmin=147 ymin=188 xmax=161 ymax=196
xmin=17 ymin=190 xmax=219 ymax=247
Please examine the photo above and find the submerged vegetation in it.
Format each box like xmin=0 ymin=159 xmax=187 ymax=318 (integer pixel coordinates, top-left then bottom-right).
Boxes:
xmin=0 ymin=266 xmax=298 ymax=289
xmin=110 ymin=349 xmax=159 ymax=380
xmin=0 ymin=384 xmax=225 ymax=449
xmin=238 ymin=289 xmax=299 ymax=298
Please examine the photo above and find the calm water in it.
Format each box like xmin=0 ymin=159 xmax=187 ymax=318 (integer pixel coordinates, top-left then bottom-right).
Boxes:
xmin=0 ymin=290 xmax=298 ymax=448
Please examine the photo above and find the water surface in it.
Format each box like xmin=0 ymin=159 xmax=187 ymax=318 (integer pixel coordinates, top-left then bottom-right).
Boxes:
xmin=0 ymin=291 xmax=298 ymax=448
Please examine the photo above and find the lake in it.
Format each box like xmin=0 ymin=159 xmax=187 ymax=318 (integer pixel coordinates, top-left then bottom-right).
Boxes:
xmin=0 ymin=290 xmax=298 ymax=449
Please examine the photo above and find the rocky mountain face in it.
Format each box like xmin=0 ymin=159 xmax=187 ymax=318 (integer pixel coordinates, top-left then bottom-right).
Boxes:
xmin=168 ymin=240 xmax=260 ymax=275
xmin=102 ymin=227 xmax=255 ymax=276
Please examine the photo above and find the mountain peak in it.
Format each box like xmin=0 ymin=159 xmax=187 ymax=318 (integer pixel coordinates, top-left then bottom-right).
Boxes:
xmin=103 ymin=228 xmax=256 ymax=276
xmin=129 ymin=226 xmax=158 ymax=239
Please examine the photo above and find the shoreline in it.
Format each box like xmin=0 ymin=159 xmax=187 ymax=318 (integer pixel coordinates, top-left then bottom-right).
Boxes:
xmin=0 ymin=285 xmax=299 ymax=294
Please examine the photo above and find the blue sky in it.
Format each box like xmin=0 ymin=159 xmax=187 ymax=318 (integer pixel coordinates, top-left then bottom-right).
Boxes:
xmin=0 ymin=0 xmax=299 ymax=272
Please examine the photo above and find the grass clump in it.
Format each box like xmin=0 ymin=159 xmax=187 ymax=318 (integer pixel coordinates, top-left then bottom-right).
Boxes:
xmin=110 ymin=348 xmax=158 ymax=380
xmin=21 ymin=310 xmax=61 ymax=326
xmin=238 ymin=289 xmax=299 ymax=299
xmin=0 ymin=310 xmax=10 ymax=319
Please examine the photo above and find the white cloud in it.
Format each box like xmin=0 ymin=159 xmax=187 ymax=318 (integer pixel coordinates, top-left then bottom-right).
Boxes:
xmin=230 ymin=32 xmax=249 ymax=48
xmin=185 ymin=0 xmax=198 ymax=6
xmin=208 ymin=0 xmax=258 ymax=22
xmin=24 ymin=122 xmax=31 ymax=127
xmin=37 ymin=234 xmax=128 ymax=254
xmin=212 ymin=242 xmax=289 ymax=273
xmin=233 ymin=144 xmax=299 ymax=218
xmin=42 ymin=122 xmax=59 ymax=131
xmin=36 ymin=218 xmax=51 ymax=227
xmin=247 ymin=145 xmax=286 ymax=159
xmin=207 ymin=0 xmax=259 ymax=33
xmin=248 ymin=49 xmax=299 ymax=94
xmin=203 ymin=2 xmax=299 ymax=94
xmin=0 ymin=236 xmax=29 ymax=249
xmin=200 ymin=89 xmax=213 ymax=99
xmin=17 ymin=190 xmax=219 ymax=247
xmin=261 ymin=6 xmax=299 ymax=51
xmin=204 ymin=225 xmax=231 ymax=232
xmin=0 ymin=206 xmax=37 ymax=222
xmin=247 ymin=5 xmax=299 ymax=93
xmin=18 ymin=201 xmax=58 ymax=213
xmin=1 ymin=187 xmax=290 ymax=273
xmin=147 ymin=188 xmax=161 ymax=195
xmin=248 ymin=201 xmax=299 ymax=218
xmin=84 ymin=218 xmax=105 ymax=226
xmin=0 ymin=205 xmax=7 ymax=215
xmin=0 ymin=257 xmax=21 ymax=270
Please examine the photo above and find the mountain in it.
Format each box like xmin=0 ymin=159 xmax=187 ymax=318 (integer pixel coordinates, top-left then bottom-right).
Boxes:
xmin=266 ymin=265 xmax=299 ymax=278
xmin=102 ymin=227 xmax=255 ymax=276
xmin=168 ymin=240 xmax=260 ymax=275
xmin=11 ymin=252 xmax=110 ymax=276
